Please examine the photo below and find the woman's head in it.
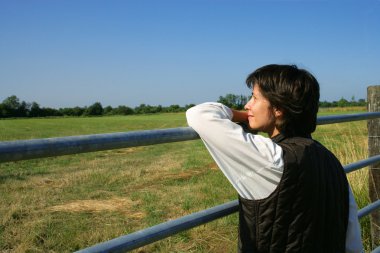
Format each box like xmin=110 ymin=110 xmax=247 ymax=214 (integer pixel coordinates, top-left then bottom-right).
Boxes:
xmin=245 ymin=64 xmax=320 ymax=137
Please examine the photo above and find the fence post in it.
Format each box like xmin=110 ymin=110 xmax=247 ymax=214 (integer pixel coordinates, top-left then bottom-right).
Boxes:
xmin=368 ymin=85 xmax=380 ymax=249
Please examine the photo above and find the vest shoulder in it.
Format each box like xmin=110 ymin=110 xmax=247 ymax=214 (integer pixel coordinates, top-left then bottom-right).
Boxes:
xmin=278 ymin=137 xmax=340 ymax=164
xmin=279 ymin=137 xmax=326 ymax=151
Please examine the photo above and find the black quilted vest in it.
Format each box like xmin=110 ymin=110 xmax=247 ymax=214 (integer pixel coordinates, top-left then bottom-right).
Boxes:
xmin=238 ymin=134 xmax=349 ymax=253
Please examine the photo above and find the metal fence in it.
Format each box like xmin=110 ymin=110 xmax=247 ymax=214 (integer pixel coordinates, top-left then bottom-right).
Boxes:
xmin=1 ymin=112 xmax=380 ymax=252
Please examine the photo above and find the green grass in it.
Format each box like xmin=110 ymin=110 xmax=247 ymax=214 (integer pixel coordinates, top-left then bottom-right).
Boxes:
xmin=0 ymin=113 xmax=187 ymax=141
xmin=0 ymin=108 xmax=374 ymax=252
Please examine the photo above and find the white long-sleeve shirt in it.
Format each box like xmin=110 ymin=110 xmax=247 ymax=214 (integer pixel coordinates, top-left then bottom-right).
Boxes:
xmin=186 ymin=102 xmax=363 ymax=253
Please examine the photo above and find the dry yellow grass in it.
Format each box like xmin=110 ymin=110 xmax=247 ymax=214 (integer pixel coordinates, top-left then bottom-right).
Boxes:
xmin=49 ymin=197 xmax=144 ymax=216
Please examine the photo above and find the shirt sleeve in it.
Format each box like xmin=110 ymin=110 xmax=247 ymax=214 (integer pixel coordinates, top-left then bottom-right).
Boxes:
xmin=186 ymin=102 xmax=284 ymax=199
xmin=345 ymin=186 xmax=364 ymax=253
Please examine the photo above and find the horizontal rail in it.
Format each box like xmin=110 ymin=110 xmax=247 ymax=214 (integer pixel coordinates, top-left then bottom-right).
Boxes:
xmin=344 ymin=154 xmax=380 ymax=173
xmin=2 ymin=112 xmax=380 ymax=163
xmin=317 ymin=112 xmax=380 ymax=125
xmin=76 ymin=155 xmax=380 ymax=253
xmin=0 ymin=127 xmax=199 ymax=163
xmin=358 ymin=199 xmax=380 ymax=219
xmin=75 ymin=200 xmax=239 ymax=253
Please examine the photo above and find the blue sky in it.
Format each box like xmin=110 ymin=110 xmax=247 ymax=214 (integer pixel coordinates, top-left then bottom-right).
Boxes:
xmin=0 ymin=0 xmax=379 ymax=108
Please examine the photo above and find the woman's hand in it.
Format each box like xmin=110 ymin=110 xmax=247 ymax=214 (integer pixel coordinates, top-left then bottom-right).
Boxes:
xmin=231 ymin=109 xmax=258 ymax=134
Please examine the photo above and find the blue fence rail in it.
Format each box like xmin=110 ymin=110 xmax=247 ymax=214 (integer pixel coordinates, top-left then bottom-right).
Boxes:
xmin=1 ymin=112 xmax=380 ymax=163
xmin=1 ymin=112 xmax=380 ymax=252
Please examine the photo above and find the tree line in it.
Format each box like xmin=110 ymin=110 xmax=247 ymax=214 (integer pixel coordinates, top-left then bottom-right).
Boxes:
xmin=0 ymin=94 xmax=367 ymax=118
xmin=0 ymin=95 xmax=195 ymax=118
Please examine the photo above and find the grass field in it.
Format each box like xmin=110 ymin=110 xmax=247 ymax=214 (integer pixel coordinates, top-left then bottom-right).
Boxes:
xmin=0 ymin=107 xmax=374 ymax=252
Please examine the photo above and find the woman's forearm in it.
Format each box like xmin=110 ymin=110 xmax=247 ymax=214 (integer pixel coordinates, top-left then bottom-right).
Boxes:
xmin=231 ymin=109 xmax=248 ymax=123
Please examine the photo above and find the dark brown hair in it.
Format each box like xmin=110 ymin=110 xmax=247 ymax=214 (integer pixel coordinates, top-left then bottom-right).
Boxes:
xmin=246 ymin=64 xmax=320 ymax=137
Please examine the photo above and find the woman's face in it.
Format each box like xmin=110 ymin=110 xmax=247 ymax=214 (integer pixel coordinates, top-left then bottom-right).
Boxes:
xmin=244 ymin=85 xmax=280 ymax=137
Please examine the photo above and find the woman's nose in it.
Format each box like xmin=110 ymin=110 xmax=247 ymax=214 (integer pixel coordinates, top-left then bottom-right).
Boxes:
xmin=244 ymin=98 xmax=253 ymax=110
xmin=244 ymin=102 xmax=250 ymax=110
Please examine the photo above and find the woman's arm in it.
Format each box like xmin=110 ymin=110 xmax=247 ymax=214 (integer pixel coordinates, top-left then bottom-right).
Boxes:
xmin=231 ymin=109 xmax=248 ymax=123
xmin=186 ymin=102 xmax=283 ymax=200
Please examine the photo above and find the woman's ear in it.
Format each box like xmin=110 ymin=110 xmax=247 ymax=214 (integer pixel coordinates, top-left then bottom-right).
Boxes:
xmin=273 ymin=107 xmax=283 ymax=118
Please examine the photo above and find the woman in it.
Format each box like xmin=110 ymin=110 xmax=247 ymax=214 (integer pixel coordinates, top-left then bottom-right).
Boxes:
xmin=186 ymin=64 xmax=363 ymax=253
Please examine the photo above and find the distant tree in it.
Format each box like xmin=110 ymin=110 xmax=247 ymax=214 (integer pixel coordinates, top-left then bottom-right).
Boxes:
xmin=134 ymin=104 xmax=147 ymax=114
xmin=134 ymin=104 xmax=159 ymax=114
xmin=1 ymin=95 xmax=21 ymax=117
xmin=156 ymin=105 xmax=163 ymax=113
xmin=319 ymin=101 xmax=332 ymax=108
xmin=337 ymin=97 xmax=349 ymax=107
xmin=59 ymin=107 xmax=72 ymax=116
xmin=167 ymin=104 xmax=181 ymax=112
xmin=29 ymin=102 xmax=41 ymax=117
xmin=103 ymin=106 xmax=113 ymax=115
xmin=318 ymin=97 xmax=366 ymax=108
xmin=72 ymin=106 xmax=85 ymax=116
xmin=39 ymin=107 xmax=62 ymax=117
xmin=112 ymin=105 xmax=134 ymax=115
xmin=2 ymin=95 xmax=20 ymax=110
xmin=218 ymin=94 xmax=249 ymax=110
xmin=0 ymin=95 xmax=30 ymax=117
xmin=17 ymin=101 xmax=29 ymax=117
xmin=218 ymin=94 xmax=236 ymax=108
xmin=185 ymin=104 xmax=195 ymax=110
xmin=0 ymin=103 xmax=5 ymax=118
xmin=84 ymin=102 xmax=103 ymax=116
